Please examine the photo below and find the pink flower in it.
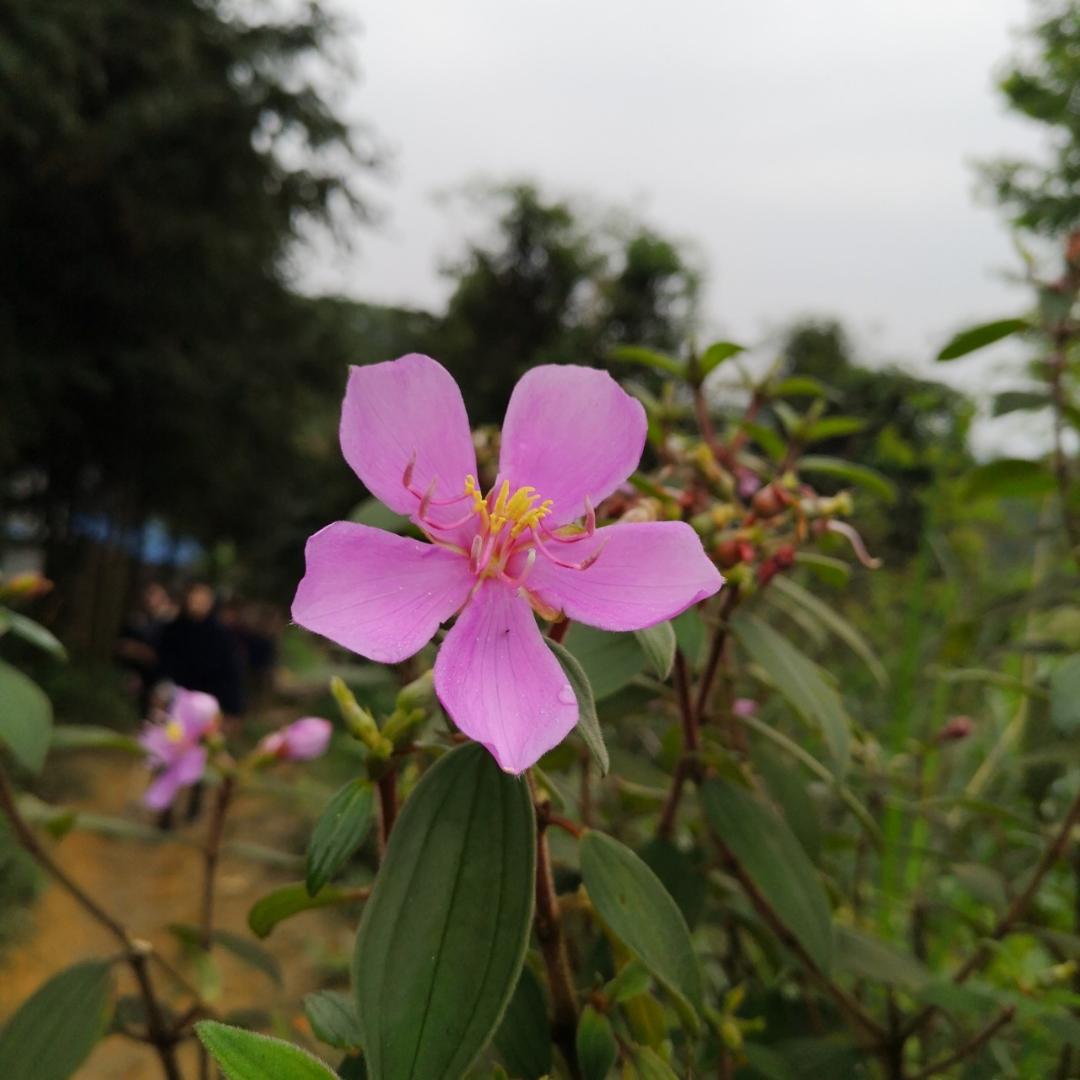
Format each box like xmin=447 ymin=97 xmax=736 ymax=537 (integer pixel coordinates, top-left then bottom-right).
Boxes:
xmin=292 ymin=355 xmax=724 ymax=773
xmin=732 ymin=698 xmax=759 ymax=718
xmin=139 ymin=688 xmax=219 ymax=810
xmin=258 ymin=717 xmax=333 ymax=761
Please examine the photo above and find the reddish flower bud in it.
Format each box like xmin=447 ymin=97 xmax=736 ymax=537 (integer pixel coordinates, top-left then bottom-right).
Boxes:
xmin=937 ymin=716 xmax=974 ymax=743
xmin=751 ymin=484 xmax=787 ymax=519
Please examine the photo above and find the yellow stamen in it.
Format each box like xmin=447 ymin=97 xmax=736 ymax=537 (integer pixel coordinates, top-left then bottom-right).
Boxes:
xmin=463 ymin=477 xmax=554 ymax=540
xmin=165 ymin=719 xmax=184 ymax=744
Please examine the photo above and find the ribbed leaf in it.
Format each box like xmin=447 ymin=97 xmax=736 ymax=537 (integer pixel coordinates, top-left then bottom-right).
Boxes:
xmin=0 ymin=960 xmax=112 ymax=1080
xmin=0 ymin=659 xmax=52 ymax=773
xmin=633 ymin=621 xmax=677 ymax=680
xmin=493 ymin=965 xmax=552 ymax=1080
xmin=306 ymin=780 xmax=375 ymax=895
xmin=546 ymin=637 xmax=608 ymax=775
xmin=196 ymin=1021 xmax=337 ymax=1079
xmin=701 ymin=778 xmax=833 ymax=972
xmin=577 ymin=1005 xmax=617 ymax=1080
xmin=580 ymin=830 xmax=703 ymax=1030
xmin=353 ymin=743 xmax=535 ymax=1080
xmin=248 ymin=882 xmax=361 ymax=939
xmin=936 ymin=317 xmax=1027 ymax=361
xmin=733 ymin=614 xmax=850 ymax=774
xmin=304 ymin=990 xmax=363 ymax=1052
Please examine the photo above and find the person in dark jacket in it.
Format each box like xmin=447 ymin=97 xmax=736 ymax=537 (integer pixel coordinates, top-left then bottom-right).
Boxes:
xmin=158 ymin=582 xmax=245 ymax=719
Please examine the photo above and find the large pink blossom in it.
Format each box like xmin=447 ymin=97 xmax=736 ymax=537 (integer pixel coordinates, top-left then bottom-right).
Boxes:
xmin=292 ymin=355 xmax=723 ymax=773
xmin=139 ymin=688 xmax=219 ymax=810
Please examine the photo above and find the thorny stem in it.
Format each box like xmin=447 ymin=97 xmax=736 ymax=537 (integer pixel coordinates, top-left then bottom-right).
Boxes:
xmin=909 ymin=1007 xmax=1015 ymax=1080
xmin=0 ymin=763 xmax=182 ymax=1080
xmin=528 ymin=773 xmax=581 ymax=1079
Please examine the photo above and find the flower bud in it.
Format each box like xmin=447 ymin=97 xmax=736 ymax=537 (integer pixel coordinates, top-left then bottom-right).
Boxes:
xmin=751 ymin=484 xmax=788 ymax=519
xmin=258 ymin=717 xmax=332 ymax=761
xmin=936 ymin=715 xmax=974 ymax=743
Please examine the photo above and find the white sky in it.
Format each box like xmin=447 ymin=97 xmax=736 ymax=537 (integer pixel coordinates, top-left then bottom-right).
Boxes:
xmin=301 ymin=0 xmax=1054 ymax=449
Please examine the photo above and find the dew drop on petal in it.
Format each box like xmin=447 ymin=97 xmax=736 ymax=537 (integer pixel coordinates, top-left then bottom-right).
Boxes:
xmin=557 ymin=684 xmax=576 ymax=706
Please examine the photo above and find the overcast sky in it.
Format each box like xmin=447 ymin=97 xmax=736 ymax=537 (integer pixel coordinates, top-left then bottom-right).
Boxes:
xmin=303 ymin=0 xmax=1048 ymax=422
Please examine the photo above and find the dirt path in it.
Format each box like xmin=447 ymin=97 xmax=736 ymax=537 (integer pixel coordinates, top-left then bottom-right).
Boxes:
xmin=0 ymin=752 xmax=358 ymax=1078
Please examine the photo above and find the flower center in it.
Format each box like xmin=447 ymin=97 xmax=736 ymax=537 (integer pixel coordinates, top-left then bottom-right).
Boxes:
xmin=165 ymin=719 xmax=184 ymax=744
xmin=465 ymin=476 xmax=553 ymax=540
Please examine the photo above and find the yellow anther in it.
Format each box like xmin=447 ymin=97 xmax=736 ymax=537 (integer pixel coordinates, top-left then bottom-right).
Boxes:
xmin=464 ymin=475 xmax=490 ymax=526
xmin=165 ymin=719 xmax=184 ymax=744
xmin=463 ymin=477 xmax=554 ymax=539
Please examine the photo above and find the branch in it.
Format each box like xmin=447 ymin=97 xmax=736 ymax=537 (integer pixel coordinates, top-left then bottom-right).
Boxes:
xmin=910 ymin=1006 xmax=1015 ymax=1079
xmin=528 ymin=774 xmax=581 ymax=1079
xmin=0 ymin=763 xmax=182 ymax=1080
xmin=717 ymin=840 xmax=886 ymax=1045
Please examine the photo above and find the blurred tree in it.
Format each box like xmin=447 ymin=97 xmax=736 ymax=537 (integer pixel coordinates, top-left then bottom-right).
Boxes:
xmin=0 ymin=0 xmax=374 ymax=640
xmin=981 ymin=0 xmax=1080 ymax=233
xmin=780 ymin=320 xmax=974 ymax=554
xmin=435 ymin=184 xmax=700 ymax=422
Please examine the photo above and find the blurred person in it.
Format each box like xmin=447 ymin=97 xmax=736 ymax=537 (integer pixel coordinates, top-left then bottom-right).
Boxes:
xmin=158 ymin=582 xmax=245 ymax=721
xmin=115 ymin=581 xmax=177 ymax=711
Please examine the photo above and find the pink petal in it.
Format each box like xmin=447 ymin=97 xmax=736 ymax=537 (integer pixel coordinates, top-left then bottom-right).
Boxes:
xmin=498 ymin=365 xmax=646 ymax=526
xmin=280 ymin=717 xmax=333 ymax=761
xmin=434 ymin=580 xmax=578 ymax=774
xmin=340 ymin=355 xmax=478 ymax=537
xmin=143 ymin=747 xmax=205 ymax=811
xmin=525 ymin=521 xmax=724 ymax=631
xmin=139 ymin=724 xmax=174 ymax=767
xmin=171 ymin=688 xmax=220 ymax=738
xmin=292 ymin=522 xmax=475 ymax=663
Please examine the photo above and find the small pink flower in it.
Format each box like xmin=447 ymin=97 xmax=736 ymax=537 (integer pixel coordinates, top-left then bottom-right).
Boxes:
xmin=258 ymin=717 xmax=333 ymax=761
xmin=733 ymin=698 xmax=758 ymax=718
xmin=292 ymin=355 xmax=724 ymax=773
xmin=139 ymin=688 xmax=219 ymax=810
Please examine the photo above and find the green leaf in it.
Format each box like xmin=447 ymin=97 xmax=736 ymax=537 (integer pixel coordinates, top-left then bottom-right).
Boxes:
xmin=349 ymin=498 xmax=410 ymax=533
xmin=49 ymin=725 xmax=142 ymax=755
xmin=546 ymin=637 xmax=609 ymax=775
xmin=213 ymin=930 xmax=283 ymax=985
xmin=741 ymin=421 xmax=786 ymax=462
xmin=564 ymin=623 xmax=646 ymax=701
xmin=576 ymin=1005 xmax=617 ymax=1080
xmin=493 ymin=965 xmax=552 ymax=1080
xmin=0 ymin=959 xmax=112 ymax=1080
xmin=637 ymin=838 xmax=707 ymax=928
xmin=770 ymin=376 xmax=829 ymax=399
xmin=633 ymin=621 xmax=677 ymax=681
xmin=0 ymin=659 xmax=52 ymax=773
xmin=196 ymin=1021 xmax=338 ymax=1079
xmin=793 ymin=552 xmax=851 ymax=588
xmin=606 ymin=960 xmax=653 ymax=1003
xmin=248 ymin=882 xmax=362 ymax=939
xmin=306 ymin=780 xmax=375 ymax=896
xmin=304 ymin=991 xmax=363 ymax=1052
xmin=833 ymin=926 xmax=929 ymax=991
xmin=1051 ymin=656 xmax=1080 ymax=734
xmin=802 ymin=416 xmax=867 ymax=442
xmin=936 ymin=317 xmax=1028 ymax=361
xmin=769 ymin=576 xmax=887 ymax=687
xmin=742 ymin=1043 xmax=797 ymax=1080
xmin=4 ymin=613 xmax=66 ymax=659
xmin=353 ymin=743 xmax=535 ymax=1080
xmin=580 ymin=830 xmax=704 ymax=1030
xmin=610 ymin=345 xmax=685 ymax=378
xmin=699 ymin=341 xmax=745 ymax=377
xmin=732 ymin=614 xmax=850 ymax=774
xmin=796 ymin=455 xmax=896 ymax=503
xmin=628 ymin=1045 xmax=679 ymax=1079
xmin=993 ymin=390 xmax=1051 ymax=416
xmin=963 ymin=458 xmax=1056 ymax=500
xmin=701 ymin=778 xmax=833 ymax=972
